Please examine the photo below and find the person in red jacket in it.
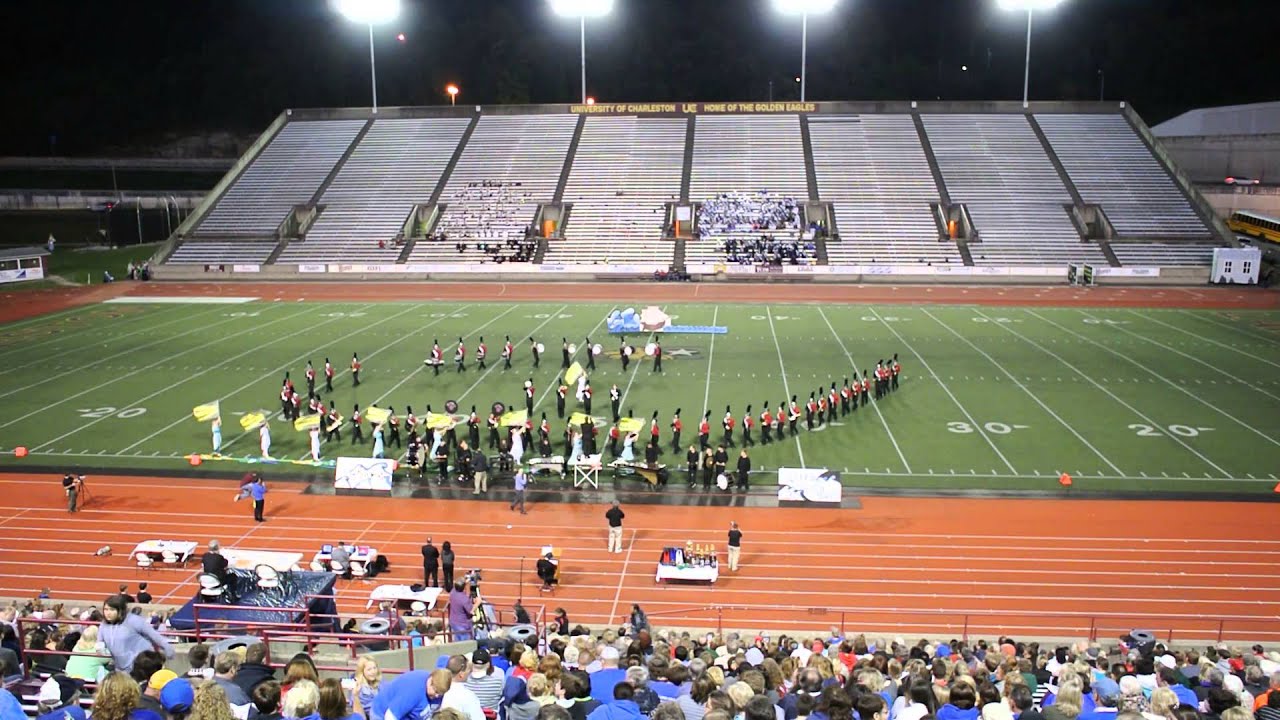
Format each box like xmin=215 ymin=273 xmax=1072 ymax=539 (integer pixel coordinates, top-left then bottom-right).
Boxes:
xmin=722 ymin=406 xmax=736 ymax=447
xmin=698 ymin=411 xmax=711 ymax=450
xmin=670 ymin=409 xmax=683 ymax=453
xmin=742 ymin=405 xmax=755 ymax=446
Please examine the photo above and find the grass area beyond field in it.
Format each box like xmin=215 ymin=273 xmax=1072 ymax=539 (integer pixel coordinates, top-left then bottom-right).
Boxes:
xmin=0 ymin=298 xmax=1278 ymax=496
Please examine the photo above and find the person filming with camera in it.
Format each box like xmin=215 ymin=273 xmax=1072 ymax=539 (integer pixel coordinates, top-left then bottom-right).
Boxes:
xmin=62 ymin=473 xmax=84 ymax=513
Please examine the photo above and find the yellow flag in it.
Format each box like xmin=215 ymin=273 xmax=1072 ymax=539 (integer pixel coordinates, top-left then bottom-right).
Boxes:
xmin=365 ymin=407 xmax=391 ymax=425
xmin=500 ymin=409 xmax=528 ymax=427
xmin=569 ymin=412 xmax=594 ymax=426
xmin=294 ymin=414 xmax=321 ymax=432
xmin=192 ymin=401 xmax=220 ymax=423
xmin=240 ymin=412 xmax=266 ymax=431
xmin=426 ymin=412 xmax=455 ymax=429
xmin=564 ymin=361 xmax=584 ymax=386
xmin=619 ymin=417 xmax=644 ymax=433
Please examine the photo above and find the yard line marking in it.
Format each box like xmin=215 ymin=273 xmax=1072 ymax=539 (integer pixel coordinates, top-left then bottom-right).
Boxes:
xmin=0 ymin=304 xmax=200 ymax=370
xmin=39 ymin=304 xmax=374 ymax=453
xmin=172 ymin=302 xmax=436 ymax=456
xmin=1030 ymin=310 xmax=1280 ymax=452
xmin=1179 ymin=310 xmax=1280 ymax=346
xmin=1131 ymin=310 xmax=1280 ymax=371
xmin=817 ymin=306 xmax=910 ymax=474
xmin=700 ymin=307 xmax=719 ymax=417
xmin=0 ymin=304 xmax=256 ymax=399
xmin=948 ymin=309 xmax=1124 ymax=476
xmin=1111 ymin=312 xmax=1280 ymax=403
xmin=868 ymin=308 xmax=1016 ymax=474
xmin=1009 ymin=310 xmax=1236 ymax=476
xmin=0 ymin=305 xmax=316 ymax=431
xmin=765 ymin=306 xmax=804 ymax=468
xmin=608 ymin=529 xmax=638 ymax=625
xmin=616 ymin=331 xmax=655 ymax=417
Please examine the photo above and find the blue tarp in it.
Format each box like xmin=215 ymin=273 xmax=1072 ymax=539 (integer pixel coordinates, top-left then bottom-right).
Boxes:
xmin=170 ymin=570 xmax=339 ymax=633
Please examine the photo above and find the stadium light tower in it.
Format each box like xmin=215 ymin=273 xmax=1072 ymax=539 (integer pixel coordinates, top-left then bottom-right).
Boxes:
xmin=773 ymin=0 xmax=837 ymax=103
xmin=549 ymin=0 xmax=614 ymax=104
xmin=336 ymin=0 xmax=401 ymax=113
xmin=997 ymin=0 xmax=1066 ymax=107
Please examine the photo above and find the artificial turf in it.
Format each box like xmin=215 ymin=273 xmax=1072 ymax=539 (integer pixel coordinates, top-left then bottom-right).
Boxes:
xmin=0 ymin=298 xmax=1277 ymax=496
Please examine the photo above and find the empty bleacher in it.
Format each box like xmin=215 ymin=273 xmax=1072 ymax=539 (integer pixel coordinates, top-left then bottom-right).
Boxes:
xmin=166 ymin=240 xmax=278 ymax=265
xmin=689 ymin=115 xmax=809 ymax=201
xmin=1036 ymin=114 xmax=1210 ymax=240
xmin=810 ymin=115 xmax=961 ymax=266
xmin=545 ymin=116 xmax=685 ymax=266
xmin=1111 ymin=242 xmax=1219 ymax=267
xmin=924 ymin=114 xmax=1108 ymax=267
xmin=276 ymin=117 xmax=472 ymax=264
xmin=406 ymin=115 xmax=577 ymax=266
xmin=194 ymin=119 xmax=366 ymax=237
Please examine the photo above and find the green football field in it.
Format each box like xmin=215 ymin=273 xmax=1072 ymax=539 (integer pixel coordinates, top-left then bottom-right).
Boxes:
xmin=1 ymin=297 xmax=1278 ymax=495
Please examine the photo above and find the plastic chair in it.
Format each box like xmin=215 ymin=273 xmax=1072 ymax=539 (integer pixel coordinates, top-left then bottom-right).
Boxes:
xmin=350 ymin=562 xmax=367 ymax=580
xmin=197 ymin=573 xmax=225 ymax=601
xmin=330 ymin=560 xmax=347 ymax=577
xmin=410 ymin=601 xmax=427 ymax=616
xmin=135 ymin=553 xmax=155 ymax=572
xmin=309 ymin=560 xmax=325 ymax=572
xmin=255 ymin=564 xmax=280 ymax=590
xmin=161 ymin=551 xmax=180 ymax=567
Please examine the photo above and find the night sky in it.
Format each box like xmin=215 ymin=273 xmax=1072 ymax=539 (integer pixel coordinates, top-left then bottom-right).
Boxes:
xmin=4 ymin=0 xmax=1277 ymax=156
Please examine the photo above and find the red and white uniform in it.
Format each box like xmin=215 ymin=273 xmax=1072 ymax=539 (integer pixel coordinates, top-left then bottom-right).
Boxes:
xmin=431 ymin=345 xmax=443 ymax=364
xmin=828 ymin=388 xmax=838 ymax=409
xmin=406 ymin=413 xmax=418 ymax=434
xmin=743 ymin=412 xmax=754 ymax=430
xmin=892 ymin=361 xmax=901 ymax=377
xmin=351 ymin=357 xmax=361 ymax=373
xmin=650 ymin=420 xmax=660 ymax=439
xmin=698 ymin=418 xmax=710 ymax=438
xmin=455 ymin=342 xmax=465 ymax=361
xmin=352 ymin=409 xmax=362 ymax=427
xmin=477 ymin=343 xmax=487 ymax=361
xmin=761 ymin=409 xmax=772 ymax=427
xmin=502 ymin=341 xmax=513 ymax=359
xmin=309 ymin=395 xmax=322 ymax=414
xmin=723 ymin=413 xmax=735 ymax=433
xmin=525 ymin=384 xmax=535 ymax=401
xmin=583 ymin=386 xmax=592 ymax=401
xmin=305 ymin=365 xmax=315 ymax=384
xmin=818 ymin=396 xmax=828 ymax=415
xmin=324 ymin=362 xmax=334 ymax=380
xmin=789 ymin=401 xmax=800 ymax=421
xmin=290 ymin=391 xmax=301 ymax=414
xmin=807 ymin=399 xmax=818 ymax=415
xmin=671 ymin=416 xmax=683 ymax=433
xmin=557 ymin=385 xmax=567 ymax=400
xmin=540 ymin=419 xmax=550 ymax=438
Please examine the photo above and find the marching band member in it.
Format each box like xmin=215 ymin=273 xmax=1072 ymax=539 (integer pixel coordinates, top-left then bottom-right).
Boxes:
xmin=387 ymin=407 xmax=402 ymax=449
xmin=529 ymin=337 xmax=541 ymax=368
xmin=701 ymin=447 xmax=715 ymax=490
xmin=828 ymin=384 xmax=839 ymax=424
xmin=891 ymin=353 xmax=901 ymax=391
xmin=788 ymin=396 xmax=800 ymax=436
xmin=309 ymin=425 xmax=321 ymax=461
xmin=649 ymin=410 xmax=660 ymax=450
xmin=582 ymin=382 xmax=593 ymax=415
xmin=476 ymin=337 xmax=487 ymax=369
xmin=405 ymin=405 xmax=418 ymax=439
xmin=524 ymin=379 xmax=535 ymax=415
xmin=455 ymin=337 xmax=466 ymax=373
xmin=468 ymin=407 xmax=481 ymax=448
xmin=651 ymin=339 xmax=663 ymax=373
xmin=430 ymin=339 xmax=443 ymax=376
xmin=775 ymin=399 xmax=787 ymax=439
xmin=305 ymin=360 xmax=316 ymax=396
xmin=722 ymin=405 xmax=736 ymax=447
xmin=539 ymin=413 xmax=550 ymax=446
xmin=556 ymin=378 xmax=567 ymax=419
xmin=686 ymin=445 xmax=699 ymax=487
xmin=816 ymin=391 xmax=827 ymax=427
xmin=562 ymin=338 xmax=571 ymax=369
xmin=351 ymin=353 xmax=361 ymax=386
xmin=280 ymin=383 xmax=292 ymax=420
xmin=742 ymin=405 xmax=755 ymax=446
xmin=309 ymin=392 xmax=322 ymax=416
xmin=502 ymin=335 xmax=513 ymax=370
xmin=259 ymin=421 xmax=271 ymax=458
xmin=326 ymin=401 xmax=342 ymax=442
xmin=670 ymin=408 xmax=683 ymax=453
xmin=698 ymin=411 xmax=710 ymax=451
xmin=610 ymin=384 xmax=621 ymax=422
xmin=841 ymin=379 xmax=853 ymax=416
xmin=620 ymin=337 xmax=630 ymax=372
xmin=805 ymin=393 xmax=817 ymax=431
xmin=875 ymin=360 xmax=886 ymax=399
xmin=760 ymin=404 xmax=772 ymax=445
xmin=290 ymin=389 xmax=301 ymax=421
xmin=584 ymin=337 xmax=596 ymax=371
xmin=487 ymin=411 xmax=500 ymax=449
xmin=350 ymin=404 xmax=365 ymax=444
xmin=324 ymin=357 xmax=334 ymax=392
xmin=406 ymin=433 xmax=422 ymax=476
xmin=608 ymin=424 xmax=621 ymax=457
xmin=861 ymin=371 xmax=871 ymax=407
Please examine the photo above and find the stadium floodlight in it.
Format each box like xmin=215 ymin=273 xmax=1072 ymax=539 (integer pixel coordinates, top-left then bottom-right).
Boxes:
xmin=996 ymin=0 xmax=1067 ymax=107
xmin=549 ymin=0 xmax=615 ymax=104
xmin=336 ymin=0 xmax=402 ymax=113
xmin=772 ymin=0 xmax=838 ymax=102
xmin=446 ymin=84 xmax=459 ymax=106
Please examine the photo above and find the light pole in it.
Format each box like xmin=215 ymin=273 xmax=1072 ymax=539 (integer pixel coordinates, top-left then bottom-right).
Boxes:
xmin=997 ymin=0 xmax=1066 ymax=107
xmin=549 ymin=0 xmax=614 ymax=104
xmin=773 ymin=0 xmax=837 ymax=103
xmin=1097 ymin=69 xmax=1105 ymax=101
xmin=336 ymin=0 xmax=401 ymax=113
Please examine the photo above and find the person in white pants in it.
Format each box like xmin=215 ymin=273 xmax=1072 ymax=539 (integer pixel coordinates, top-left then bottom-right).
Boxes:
xmin=309 ymin=426 xmax=321 ymax=461
xmin=605 ymin=501 xmax=625 ymax=553
xmin=259 ymin=423 xmax=271 ymax=458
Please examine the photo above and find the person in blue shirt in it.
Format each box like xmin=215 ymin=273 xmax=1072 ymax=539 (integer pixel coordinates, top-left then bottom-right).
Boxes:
xmin=248 ymin=476 xmax=268 ymax=522
xmin=585 ymin=683 xmax=642 ymax=720
xmin=588 ymin=648 xmax=628 ymax=705
xmin=1 ymin=687 xmax=26 ymax=720
xmin=372 ymin=669 xmax=449 ymax=720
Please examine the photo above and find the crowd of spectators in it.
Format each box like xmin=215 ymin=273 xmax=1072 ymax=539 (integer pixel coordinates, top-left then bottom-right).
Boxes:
xmin=697 ymin=192 xmax=802 ymax=234
xmin=6 ymin=593 xmax=1280 ymax=720
xmin=437 ymin=181 xmax=538 ymax=243
xmin=721 ymin=236 xmax=815 ymax=266
xmin=421 ymin=235 xmax=537 ymax=264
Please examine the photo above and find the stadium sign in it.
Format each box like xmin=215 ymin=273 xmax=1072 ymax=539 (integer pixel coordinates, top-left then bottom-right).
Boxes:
xmin=570 ymin=101 xmax=818 ymax=115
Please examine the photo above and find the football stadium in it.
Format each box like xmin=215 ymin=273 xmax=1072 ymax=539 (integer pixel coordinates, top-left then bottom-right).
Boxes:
xmin=1 ymin=1 xmax=1279 ymax=718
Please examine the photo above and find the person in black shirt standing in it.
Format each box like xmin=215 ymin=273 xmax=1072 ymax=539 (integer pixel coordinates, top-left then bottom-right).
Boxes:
xmin=736 ymin=449 xmax=751 ymax=492
xmin=136 ymin=582 xmax=153 ymax=605
xmin=686 ymin=446 xmax=699 ymax=488
xmin=727 ymin=522 xmax=742 ymax=572
xmin=420 ymin=538 xmax=439 ymax=587
xmin=605 ymin=501 xmax=625 ymax=554
xmin=440 ymin=541 xmax=455 ymax=589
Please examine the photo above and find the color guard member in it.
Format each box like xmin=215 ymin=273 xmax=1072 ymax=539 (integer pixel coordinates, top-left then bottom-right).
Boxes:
xmin=387 ymin=407 xmax=402 ymax=449
xmin=556 ymin=378 xmax=568 ymax=419
xmin=610 ymin=384 xmax=621 ymax=422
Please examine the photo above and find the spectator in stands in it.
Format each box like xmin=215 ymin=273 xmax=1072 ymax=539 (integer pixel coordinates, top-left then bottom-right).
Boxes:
xmin=626 ymin=667 xmax=660 ymax=716
xmin=443 ymin=656 xmax=487 ymax=720
xmin=283 ymin=655 xmax=321 ymax=696
xmin=1258 ymin=692 xmax=1280 ymax=720
xmin=466 ymin=648 xmax=505 ymax=712
xmin=234 ymin=643 xmax=277 ymax=698
xmin=36 ymin=674 xmax=86 ymax=720
xmin=505 ymin=673 xmax=544 ymax=720
xmin=160 ymin=678 xmax=195 ymax=720
xmin=99 ymin=595 xmax=173 ymax=673
xmin=1077 ymin=678 xmax=1120 ymax=720
xmin=141 ymin=670 xmax=179 ymax=716
xmin=781 ymin=669 xmax=823 ymax=720
xmin=209 ymin=652 xmax=252 ymax=711
xmin=201 ymin=541 xmax=231 ymax=590
xmin=559 ymin=670 xmax=602 ymax=720
xmin=372 ymin=670 xmax=437 ymax=720
xmin=64 ymin=625 xmax=109 ymax=682
xmin=590 ymin=647 xmax=628 ymax=705
xmin=1044 ymin=675 xmax=1084 ymax=720
xmin=93 ymin=671 xmax=163 ymax=720
xmin=675 ymin=674 xmax=715 ymax=720
xmin=586 ymin=683 xmax=643 ymax=720
xmin=894 ymin=677 xmax=938 ymax=720
xmin=283 ymin=680 xmax=321 ymax=720
xmin=351 ymin=656 xmax=382 ymax=720
xmin=448 ymin=581 xmax=474 ymax=642
xmin=938 ymin=682 xmax=980 ymax=720
xmin=253 ymin=681 xmax=284 ymax=720
xmin=318 ymin=677 xmax=361 ymax=720
xmin=186 ymin=644 xmax=214 ymax=682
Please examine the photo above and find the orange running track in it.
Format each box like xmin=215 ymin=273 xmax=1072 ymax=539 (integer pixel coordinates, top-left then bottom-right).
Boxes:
xmin=2 ymin=472 xmax=1278 ymax=644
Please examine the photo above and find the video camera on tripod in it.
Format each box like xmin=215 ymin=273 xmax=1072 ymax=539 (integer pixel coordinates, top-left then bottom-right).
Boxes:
xmin=464 ymin=568 xmax=483 ymax=598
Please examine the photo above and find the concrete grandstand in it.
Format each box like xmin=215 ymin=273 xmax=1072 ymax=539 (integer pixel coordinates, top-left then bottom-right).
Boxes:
xmin=155 ymin=101 xmax=1232 ymax=284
